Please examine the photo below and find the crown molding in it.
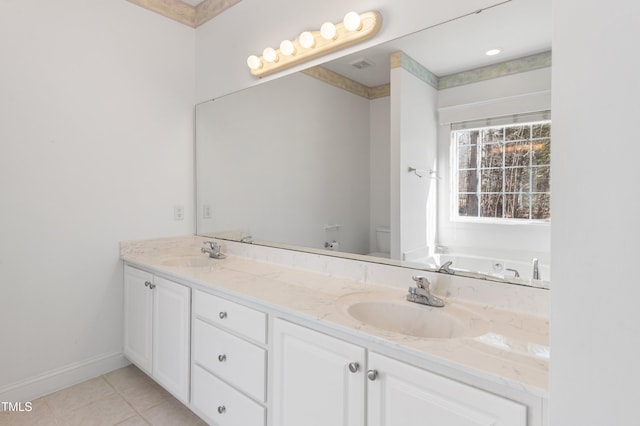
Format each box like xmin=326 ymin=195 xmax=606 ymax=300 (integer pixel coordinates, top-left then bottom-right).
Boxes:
xmin=302 ymin=66 xmax=390 ymax=100
xmin=126 ymin=0 xmax=240 ymax=28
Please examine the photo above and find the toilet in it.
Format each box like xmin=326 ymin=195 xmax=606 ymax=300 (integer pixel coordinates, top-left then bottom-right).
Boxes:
xmin=368 ymin=226 xmax=390 ymax=258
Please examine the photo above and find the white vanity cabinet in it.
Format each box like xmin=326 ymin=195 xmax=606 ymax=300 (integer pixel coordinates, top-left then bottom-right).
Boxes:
xmin=191 ymin=290 xmax=267 ymax=426
xmin=272 ymin=319 xmax=366 ymax=426
xmin=367 ymin=352 xmax=527 ymax=426
xmin=273 ymin=319 xmax=528 ymax=426
xmin=123 ymin=265 xmax=191 ymax=403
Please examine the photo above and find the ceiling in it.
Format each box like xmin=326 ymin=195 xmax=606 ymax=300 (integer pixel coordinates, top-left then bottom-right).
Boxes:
xmin=322 ymin=0 xmax=551 ymax=87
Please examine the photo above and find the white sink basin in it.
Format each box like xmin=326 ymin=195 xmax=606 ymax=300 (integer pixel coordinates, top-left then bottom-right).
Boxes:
xmin=337 ymin=293 xmax=489 ymax=339
xmin=160 ymin=255 xmax=216 ymax=268
xmin=347 ymin=301 xmax=471 ymax=339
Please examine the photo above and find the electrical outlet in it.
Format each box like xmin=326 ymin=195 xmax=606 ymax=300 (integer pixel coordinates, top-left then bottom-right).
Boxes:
xmin=173 ymin=205 xmax=184 ymax=221
xmin=203 ymin=204 xmax=212 ymax=219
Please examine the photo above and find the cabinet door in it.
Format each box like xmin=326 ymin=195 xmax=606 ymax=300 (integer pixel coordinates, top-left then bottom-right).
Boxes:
xmin=367 ymin=352 xmax=527 ymax=426
xmin=273 ymin=319 xmax=365 ymax=426
xmin=152 ymin=276 xmax=191 ymax=403
xmin=123 ymin=266 xmax=153 ymax=374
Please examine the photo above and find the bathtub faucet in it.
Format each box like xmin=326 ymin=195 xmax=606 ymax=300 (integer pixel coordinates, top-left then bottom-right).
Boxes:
xmin=506 ymin=268 xmax=520 ymax=278
xmin=437 ymin=260 xmax=454 ymax=274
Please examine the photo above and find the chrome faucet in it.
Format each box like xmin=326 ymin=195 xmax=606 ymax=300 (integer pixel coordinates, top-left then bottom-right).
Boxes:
xmin=532 ymin=258 xmax=540 ymax=280
xmin=407 ymin=276 xmax=444 ymax=307
xmin=201 ymin=241 xmax=226 ymax=259
xmin=437 ymin=260 xmax=454 ymax=274
xmin=506 ymin=268 xmax=520 ymax=278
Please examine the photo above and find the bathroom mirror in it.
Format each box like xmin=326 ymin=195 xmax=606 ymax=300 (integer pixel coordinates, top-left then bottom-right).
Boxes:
xmin=196 ymin=0 xmax=552 ymax=287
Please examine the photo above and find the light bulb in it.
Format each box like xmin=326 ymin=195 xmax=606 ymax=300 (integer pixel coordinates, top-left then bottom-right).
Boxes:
xmin=486 ymin=48 xmax=501 ymax=56
xmin=263 ymin=47 xmax=278 ymax=63
xmin=246 ymin=55 xmax=262 ymax=70
xmin=280 ymin=40 xmax=296 ymax=56
xmin=343 ymin=11 xmax=362 ymax=31
xmin=299 ymin=31 xmax=315 ymax=49
xmin=320 ymin=22 xmax=337 ymax=40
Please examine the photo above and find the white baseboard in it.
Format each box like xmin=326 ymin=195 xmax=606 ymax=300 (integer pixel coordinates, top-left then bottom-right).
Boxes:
xmin=0 ymin=351 xmax=130 ymax=403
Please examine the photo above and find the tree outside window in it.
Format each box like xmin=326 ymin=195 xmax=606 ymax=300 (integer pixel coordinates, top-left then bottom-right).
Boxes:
xmin=454 ymin=120 xmax=551 ymax=221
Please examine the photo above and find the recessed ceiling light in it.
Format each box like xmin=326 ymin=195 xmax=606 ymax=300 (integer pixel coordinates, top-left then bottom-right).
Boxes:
xmin=486 ymin=48 xmax=502 ymax=56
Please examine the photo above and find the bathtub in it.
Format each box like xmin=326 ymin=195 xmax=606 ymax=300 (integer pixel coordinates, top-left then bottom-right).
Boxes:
xmin=412 ymin=252 xmax=550 ymax=282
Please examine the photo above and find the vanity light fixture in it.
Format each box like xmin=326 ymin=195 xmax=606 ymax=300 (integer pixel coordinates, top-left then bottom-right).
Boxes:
xmin=263 ymin=47 xmax=278 ymax=63
xmin=320 ymin=22 xmax=337 ymax=40
xmin=246 ymin=55 xmax=262 ymax=70
xmin=279 ymin=40 xmax=296 ymax=56
xmin=343 ymin=11 xmax=362 ymax=31
xmin=246 ymin=10 xmax=382 ymax=77
xmin=299 ymin=31 xmax=316 ymax=49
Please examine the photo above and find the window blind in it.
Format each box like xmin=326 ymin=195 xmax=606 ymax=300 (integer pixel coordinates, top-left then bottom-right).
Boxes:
xmin=450 ymin=110 xmax=551 ymax=131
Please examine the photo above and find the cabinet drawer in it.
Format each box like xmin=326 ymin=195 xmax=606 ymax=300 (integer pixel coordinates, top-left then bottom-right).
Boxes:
xmin=192 ymin=364 xmax=266 ymax=426
xmin=194 ymin=319 xmax=266 ymax=402
xmin=194 ymin=290 xmax=267 ymax=343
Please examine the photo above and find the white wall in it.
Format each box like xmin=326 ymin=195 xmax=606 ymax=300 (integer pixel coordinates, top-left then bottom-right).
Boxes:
xmin=196 ymin=73 xmax=371 ymax=254
xmin=0 ymin=0 xmax=195 ymax=397
xmin=550 ymin=1 xmax=640 ymax=425
xmin=369 ymin=97 xmax=391 ymax=253
xmin=390 ymin=67 xmax=438 ymax=260
xmin=435 ymin=68 xmax=552 ymax=268
xmin=194 ymin=0 xmax=503 ymax=102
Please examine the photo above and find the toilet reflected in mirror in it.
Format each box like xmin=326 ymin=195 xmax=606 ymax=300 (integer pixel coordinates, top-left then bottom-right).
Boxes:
xmin=369 ymin=226 xmax=390 ymax=258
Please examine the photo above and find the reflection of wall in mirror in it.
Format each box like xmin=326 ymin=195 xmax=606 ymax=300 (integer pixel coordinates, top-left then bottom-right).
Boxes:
xmin=390 ymin=62 xmax=438 ymax=261
xmin=196 ymin=72 xmax=380 ymax=255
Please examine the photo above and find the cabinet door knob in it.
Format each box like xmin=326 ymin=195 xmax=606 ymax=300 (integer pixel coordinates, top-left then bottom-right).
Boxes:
xmin=144 ymin=281 xmax=151 ymax=287
xmin=218 ymin=354 xmax=227 ymax=362
xmin=148 ymin=283 xmax=156 ymax=290
xmin=367 ymin=370 xmax=378 ymax=381
xmin=219 ymin=311 xmax=227 ymax=319
xmin=348 ymin=362 xmax=360 ymax=373
xmin=217 ymin=405 xmax=226 ymax=414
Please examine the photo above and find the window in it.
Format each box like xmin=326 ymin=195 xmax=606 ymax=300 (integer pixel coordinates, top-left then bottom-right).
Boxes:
xmin=452 ymin=115 xmax=551 ymax=221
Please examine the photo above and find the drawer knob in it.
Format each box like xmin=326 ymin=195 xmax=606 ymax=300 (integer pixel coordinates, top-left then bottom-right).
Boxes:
xmin=367 ymin=369 xmax=378 ymax=381
xmin=219 ymin=311 xmax=227 ymax=319
xmin=218 ymin=354 xmax=227 ymax=362
xmin=217 ymin=405 xmax=226 ymax=414
xmin=348 ymin=362 xmax=360 ymax=373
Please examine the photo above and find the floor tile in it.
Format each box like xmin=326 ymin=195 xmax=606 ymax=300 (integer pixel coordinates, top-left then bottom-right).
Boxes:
xmin=55 ymin=393 xmax=135 ymax=426
xmin=44 ymin=376 xmax=115 ymax=418
xmin=0 ymin=398 xmax=57 ymax=426
xmin=115 ymin=415 xmax=149 ymax=426
xmin=116 ymin=378 xmax=172 ymax=413
xmin=141 ymin=398 xmax=206 ymax=426
xmin=4 ymin=365 xmax=205 ymax=426
xmin=104 ymin=365 xmax=152 ymax=393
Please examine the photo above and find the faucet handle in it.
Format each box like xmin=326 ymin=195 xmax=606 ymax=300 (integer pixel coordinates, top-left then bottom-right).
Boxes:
xmin=203 ymin=240 xmax=219 ymax=250
xmin=412 ymin=275 xmax=430 ymax=289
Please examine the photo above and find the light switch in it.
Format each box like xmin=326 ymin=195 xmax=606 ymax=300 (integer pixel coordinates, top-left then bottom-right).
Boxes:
xmin=203 ymin=204 xmax=212 ymax=219
xmin=174 ymin=205 xmax=184 ymax=221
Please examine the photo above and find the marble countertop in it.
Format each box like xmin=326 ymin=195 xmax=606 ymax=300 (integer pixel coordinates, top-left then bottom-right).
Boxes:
xmin=121 ymin=235 xmax=548 ymax=398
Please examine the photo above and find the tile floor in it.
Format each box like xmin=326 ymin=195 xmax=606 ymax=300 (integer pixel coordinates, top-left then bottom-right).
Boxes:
xmin=0 ymin=365 xmax=207 ymax=426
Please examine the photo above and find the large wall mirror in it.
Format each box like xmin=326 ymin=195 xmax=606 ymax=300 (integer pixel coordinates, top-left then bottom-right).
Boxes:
xmin=196 ymin=0 xmax=552 ymax=288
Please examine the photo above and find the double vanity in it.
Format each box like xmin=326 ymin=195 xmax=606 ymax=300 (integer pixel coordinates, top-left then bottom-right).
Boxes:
xmin=121 ymin=235 xmax=549 ymax=426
